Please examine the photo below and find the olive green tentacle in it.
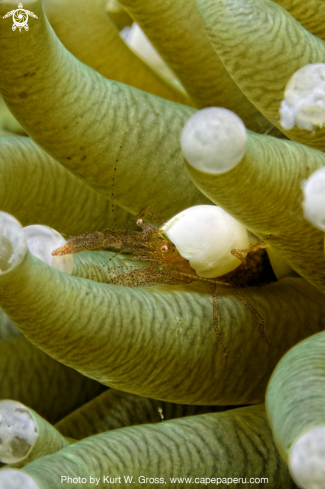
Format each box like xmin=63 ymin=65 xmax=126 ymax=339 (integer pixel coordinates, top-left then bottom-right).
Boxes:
xmin=196 ymin=0 xmax=325 ymax=149
xmin=273 ymin=0 xmax=325 ymax=41
xmin=106 ymin=0 xmax=133 ymax=30
xmin=266 ymin=331 xmax=325 ymax=460
xmin=55 ymin=389 xmax=231 ymax=440
xmin=0 ymin=129 xmax=14 ymax=137
xmin=1 ymin=218 xmax=325 ymax=404
xmin=0 ymin=337 xmax=106 ymax=424
xmin=13 ymin=406 xmax=294 ymax=489
xmin=43 ymin=0 xmax=192 ymax=106
xmin=185 ymin=132 xmax=325 ymax=292
xmin=0 ymin=309 xmax=21 ymax=340
xmin=118 ymin=0 xmax=280 ymax=136
xmin=0 ymin=137 xmax=134 ymax=236
xmin=0 ymin=97 xmax=24 ymax=136
xmin=266 ymin=331 xmax=325 ymax=487
xmin=0 ymin=0 xmax=209 ymax=219
xmin=0 ymin=401 xmax=74 ymax=469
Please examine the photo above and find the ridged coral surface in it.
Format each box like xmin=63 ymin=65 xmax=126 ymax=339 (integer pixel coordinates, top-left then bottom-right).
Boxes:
xmin=0 ymin=0 xmax=324 ymax=488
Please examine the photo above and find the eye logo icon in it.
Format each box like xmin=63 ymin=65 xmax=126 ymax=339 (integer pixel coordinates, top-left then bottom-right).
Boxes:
xmin=3 ymin=3 xmax=38 ymax=32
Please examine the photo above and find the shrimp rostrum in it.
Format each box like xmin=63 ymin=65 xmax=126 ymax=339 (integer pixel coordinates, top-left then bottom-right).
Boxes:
xmin=52 ymin=205 xmax=276 ymax=354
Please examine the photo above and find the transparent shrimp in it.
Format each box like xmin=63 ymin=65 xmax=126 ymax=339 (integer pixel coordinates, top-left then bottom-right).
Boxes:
xmin=52 ymin=209 xmax=275 ymax=355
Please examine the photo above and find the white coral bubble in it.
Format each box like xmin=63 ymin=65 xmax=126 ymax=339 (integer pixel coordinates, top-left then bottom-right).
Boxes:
xmin=289 ymin=426 xmax=325 ymax=489
xmin=0 ymin=212 xmax=27 ymax=275
xmin=181 ymin=107 xmax=247 ymax=174
xmin=280 ymin=64 xmax=325 ymax=131
xmin=302 ymin=167 xmax=325 ymax=231
xmin=0 ymin=400 xmax=37 ymax=463
xmin=0 ymin=470 xmax=39 ymax=489
xmin=162 ymin=205 xmax=249 ymax=278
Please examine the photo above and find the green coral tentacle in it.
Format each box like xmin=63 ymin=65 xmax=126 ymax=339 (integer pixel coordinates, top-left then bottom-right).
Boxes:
xmin=0 ymin=400 xmax=73 ymax=469
xmin=0 ymin=337 xmax=106 ymax=424
xmin=0 ymin=96 xmax=24 ymax=136
xmin=16 ymin=406 xmax=295 ymax=488
xmin=106 ymin=0 xmax=133 ymax=30
xmin=266 ymin=331 xmax=325 ymax=487
xmin=0 ymin=309 xmax=22 ymax=340
xmin=119 ymin=0 xmax=281 ymax=136
xmin=55 ymin=389 xmax=230 ymax=440
xmin=1 ymin=217 xmax=325 ymax=404
xmin=43 ymin=0 xmax=192 ymax=106
xmin=0 ymin=136 xmax=134 ymax=236
xmin=266 ymin=331 xmax=325 ymax=461
xmin=273 ymin=0 xmax=325 ymax=41
xmin=0 ymin=0 xmax=209 ymax=219
xmin=196 ymin=0 xmax=325 ymax=149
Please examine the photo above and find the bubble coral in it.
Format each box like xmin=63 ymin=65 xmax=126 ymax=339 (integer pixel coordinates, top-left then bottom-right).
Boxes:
xmin=0 ymin=0 xmax=325 ymax=487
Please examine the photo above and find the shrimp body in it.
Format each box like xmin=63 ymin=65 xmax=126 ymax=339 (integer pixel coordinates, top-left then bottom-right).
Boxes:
xmin=52 ymin=212 xmax=275 ymax=353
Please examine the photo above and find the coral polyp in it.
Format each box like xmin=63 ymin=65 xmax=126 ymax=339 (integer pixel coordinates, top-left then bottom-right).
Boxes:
xmin=0 ymin=0 xmax=325 ymax=487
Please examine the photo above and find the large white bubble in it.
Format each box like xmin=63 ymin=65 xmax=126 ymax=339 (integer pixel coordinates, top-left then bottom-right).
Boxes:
xmin=302 ymin=167 xmax=325 ymax=231
xmin=280 ymin=64 xmax=325 ymax=131
xmin=162 ymin=205 xmax=249 ymax=278
xmin=0 ymin=400 xmax=37 ymax=464
xmin=0 ymin=212 xmax=27 ymax=275
xmin=181 ymin=107 xmax=247 ymax=174
xmin=0 ymin=470 xmax=39 ymax=489
xmin=289 ymin=426 xmax=325 ymax=489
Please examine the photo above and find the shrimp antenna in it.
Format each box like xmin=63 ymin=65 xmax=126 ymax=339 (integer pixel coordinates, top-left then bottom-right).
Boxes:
xmin=232 ymin=286 xmax=271 ymax=347
xmin=116 ymin=202 xmax=163 ymax=233
xmin=210 ymin=283 xmax=228 ymax=356
xmin=92 ymin=250 xmax=124 ymax=281
xmin=111 ymin=143 xmax=124 ymax=230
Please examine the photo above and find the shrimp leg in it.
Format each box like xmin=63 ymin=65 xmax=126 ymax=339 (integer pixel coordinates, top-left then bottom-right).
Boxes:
xmin=210 ymin=284 xmax=228 ymax=356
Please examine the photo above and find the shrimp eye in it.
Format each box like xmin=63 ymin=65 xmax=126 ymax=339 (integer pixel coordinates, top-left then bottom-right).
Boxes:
xmin=136 ymin=218 xmax=143 ymax=226
xmin=161 ymin=244 xmax=168 ymax=252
